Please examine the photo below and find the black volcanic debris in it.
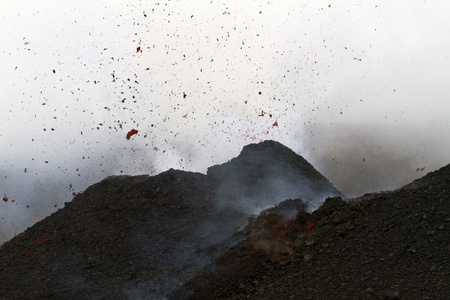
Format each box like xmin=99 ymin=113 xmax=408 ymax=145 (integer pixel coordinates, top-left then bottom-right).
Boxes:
xmin=1 ymin=141 xmax=449 ymax=300
xmin=172 ymin=164 xmax=450 ymax=300
xmin=0 ymin=169 xmax=221 ymax=299
xmin=0 ymin=141 xmax=341 ymax=299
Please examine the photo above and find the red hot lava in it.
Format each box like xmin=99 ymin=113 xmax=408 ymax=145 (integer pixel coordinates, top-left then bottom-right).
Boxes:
xmin=126 ymin=129 xmax=138 ymax=140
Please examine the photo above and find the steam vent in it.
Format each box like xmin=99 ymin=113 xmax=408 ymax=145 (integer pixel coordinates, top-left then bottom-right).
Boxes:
xmin=1 ymin=140 xmax=449 ymax=299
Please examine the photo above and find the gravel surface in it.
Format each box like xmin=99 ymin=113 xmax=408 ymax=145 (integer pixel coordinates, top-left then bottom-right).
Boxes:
xmin=0 ymin=140 xmax=343 ymax=299
xmin=1 ymin=141 xmax=448 ymax=299
xmin=171 ymin=163 xmax=450 ymax=300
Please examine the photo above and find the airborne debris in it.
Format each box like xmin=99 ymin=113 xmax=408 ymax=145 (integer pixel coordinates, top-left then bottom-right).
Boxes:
xmin=126 ymin=129 xmax=138 ymax=140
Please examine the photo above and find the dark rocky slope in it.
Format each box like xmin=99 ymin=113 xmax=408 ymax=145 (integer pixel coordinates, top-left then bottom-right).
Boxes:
xmin=171 ymin=164 xmax=450 ymax=299
xmin=0 ymin=140 xmax=342 ymax=299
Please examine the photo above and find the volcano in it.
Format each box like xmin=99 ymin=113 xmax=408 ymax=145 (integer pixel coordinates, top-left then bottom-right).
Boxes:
xmin=0 ymin=140 xmax=342 ymax=299
xmin=1 ymin=141 xmax=449 ymax=299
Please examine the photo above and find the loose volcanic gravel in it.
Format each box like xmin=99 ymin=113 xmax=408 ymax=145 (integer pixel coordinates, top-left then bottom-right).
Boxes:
xmin=0 ymin=140 xmax=342 ymax=299
xmin=1 ymin=141 xmax=448 ymax=299
xmin=171 ymin=163 xmax=450 ymax=300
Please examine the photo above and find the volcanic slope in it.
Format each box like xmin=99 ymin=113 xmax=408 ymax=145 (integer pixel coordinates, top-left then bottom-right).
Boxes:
xmin=171 ymin=163 xmax=450 ymax=300
xmin=0 ymin=140 xmax=342 ymax=299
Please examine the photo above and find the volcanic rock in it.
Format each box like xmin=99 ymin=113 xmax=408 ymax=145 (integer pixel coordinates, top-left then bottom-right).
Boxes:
xmin=170 ymin=164 xmax=450 ymax=299
xmin=0 ymin=140 xmax=342 ymax=299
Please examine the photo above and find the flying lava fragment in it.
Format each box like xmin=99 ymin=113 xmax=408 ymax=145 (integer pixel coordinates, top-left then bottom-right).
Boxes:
xmin=126 ymin=129 xmax=138 ymax=140
xmin=272 ymin=121 xmax=278 ymax=127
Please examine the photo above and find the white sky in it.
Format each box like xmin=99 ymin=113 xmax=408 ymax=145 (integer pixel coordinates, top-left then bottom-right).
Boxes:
xmin=1 ymin=0 xmax=450 ymax=242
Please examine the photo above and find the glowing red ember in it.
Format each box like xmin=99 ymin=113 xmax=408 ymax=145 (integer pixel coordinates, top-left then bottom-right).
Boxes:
xmin=305 ymin=220 xmax=315 ymax=229
xmin=126 ymin=129 xmax=138 ymax=140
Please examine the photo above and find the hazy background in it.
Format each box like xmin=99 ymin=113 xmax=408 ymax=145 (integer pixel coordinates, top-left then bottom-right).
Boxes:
xmin=1 ymin=0 xmax=449 ymax=243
